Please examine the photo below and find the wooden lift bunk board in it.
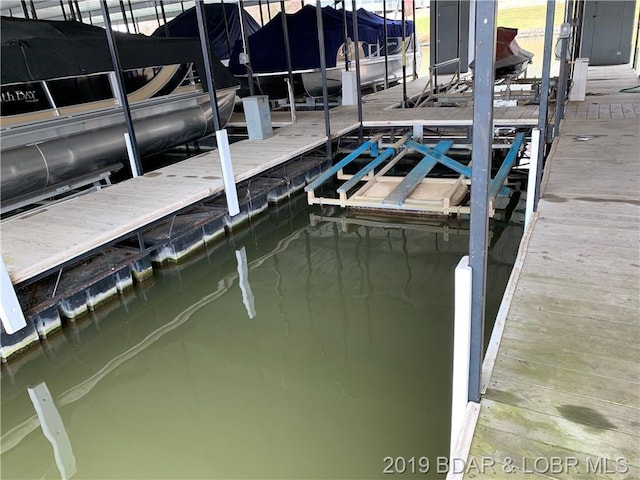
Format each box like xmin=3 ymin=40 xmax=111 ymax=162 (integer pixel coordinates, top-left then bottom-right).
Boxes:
xmin=305 ymin=132 xmax=526 ymax=216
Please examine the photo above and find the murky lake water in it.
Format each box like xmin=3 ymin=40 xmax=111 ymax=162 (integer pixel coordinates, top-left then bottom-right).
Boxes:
xmin=1 ymin=195 xmax=522 ymax=479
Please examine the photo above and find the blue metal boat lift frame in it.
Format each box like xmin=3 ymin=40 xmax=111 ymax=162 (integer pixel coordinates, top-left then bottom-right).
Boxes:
xmin=304 ymin=132 xmax=526 ymax=216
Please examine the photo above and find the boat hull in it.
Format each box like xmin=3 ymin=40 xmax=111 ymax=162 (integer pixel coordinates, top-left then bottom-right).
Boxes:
xmin=1 ymin=87 xmax=238 ymax=210
xmin=301 ymin=50 xmax=421 ymax=97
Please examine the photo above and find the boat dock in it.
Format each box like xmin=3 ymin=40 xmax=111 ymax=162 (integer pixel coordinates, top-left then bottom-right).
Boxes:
xmin=457 ymin=64 xmax=640 ymax=479
xmin=0 ymin=75 xmax=535 ymax=361
xmin=1 ymin=109 xmax=360 ymax=287
xmin=1 ymin=76 xmax=539 ymax=285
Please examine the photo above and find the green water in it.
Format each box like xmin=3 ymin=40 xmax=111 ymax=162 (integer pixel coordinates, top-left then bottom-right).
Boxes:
xmin=1 ymin=196 xmax=521 ymax=479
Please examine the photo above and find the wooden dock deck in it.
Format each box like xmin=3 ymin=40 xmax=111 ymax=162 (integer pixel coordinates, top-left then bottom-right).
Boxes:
xmin=1 ymin=75 xmax=541 ymax=287
xmin=1 ymin=110 xmax=360 ymax=285
xmin=460 ymin=64 xmax=640 ymax=479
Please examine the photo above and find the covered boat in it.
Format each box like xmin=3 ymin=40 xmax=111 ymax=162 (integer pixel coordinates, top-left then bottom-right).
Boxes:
xmin=0 ymin=15 xmax=239 ymax=213
xmin=151 ymin=3 xmax=260 ymax=63
xmin=227 ymin=5 xmax=420 ymax=98
xmin=470 ymin=26 xmax=534 ymax=79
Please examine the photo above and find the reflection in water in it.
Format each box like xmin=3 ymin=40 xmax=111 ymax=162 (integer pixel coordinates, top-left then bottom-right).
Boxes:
xmin=28 ymin=383 xmax=76 ymax=480
xmin=235 ymin=247 xmax=256 ymax=319
xmin=1 ymin=196 xmax=521 ymax=479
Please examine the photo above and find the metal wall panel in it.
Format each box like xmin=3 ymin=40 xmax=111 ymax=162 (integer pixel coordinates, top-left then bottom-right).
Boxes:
xmin=430 ymin=0 xmax=470 ymax=73
xmin=580 ymin=0 xmax=636 ymax=65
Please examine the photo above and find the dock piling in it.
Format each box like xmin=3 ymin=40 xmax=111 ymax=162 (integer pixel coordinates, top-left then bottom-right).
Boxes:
xmin=1 ymin=255 xmax=26 ymax=334
xmin=525 ymin=128 xmax=540 ymax=229
xmin=216 ymin=129 xmax=241 ymax=217
xmin=451 ymin=255 xmax=472 ymax=457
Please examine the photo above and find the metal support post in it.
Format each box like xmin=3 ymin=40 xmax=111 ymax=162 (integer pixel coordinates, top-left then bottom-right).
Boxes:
xmin=258 ymin=0 xmax=264 ymax=26
xmin=239 ymin=0 xmax=256 ymax=96
xmin=634 ymin=7 xmax=640 ymax=70
xmin=316 ymin=1 xmax=332 ymax=159
xmin=20 ymin=0 xmax=29 ymax=18
xmin=159 ymin=0 xmax=170 ymax=37
xmin=429 ymin=0 xmax=438 ymax=92
xmin=382 ymin=0 xmax=389 ymax=89
xmin=195 ymin=1 xmax=239 ymax=217
xmin=401 ymin=0 xmax=408 ymax=107
xmin=73 ymin=0 xmax=82 ymax=22
xmin=194 ymin=1 xmax=222 ymax=131
xmin=412 ymin=0 xmax=417 ymax=80
xmin=59 ymin=0 xmax=68 ymax=21
xmin=351 ymin=0 xmax=364 ymax=141
xmin=534 ymin=0 xmax=555 ymax=211
xmin=468 ymin=0 xmax=496 ymax=404
xmin=554 ymin=23 xmax=571 ymax=138
xmin=220 ymin=0 xmax=234 ymax=60
xmin=118 ymin=0 xmax=130 ymax=33
xmin=468 ymin=0 xmax=476 ymax=68
xmin=280 ymin=0 xmax=296 ymax=115
xmin=100 ymin=1 xmax=143 ymax=178
xmin=342 ymin=2 xmax=350 ymax=71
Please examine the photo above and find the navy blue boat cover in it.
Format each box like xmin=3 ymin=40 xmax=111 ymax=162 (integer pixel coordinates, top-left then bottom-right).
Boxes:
xmin=152 ymin=3 xmax=260 ymax=61
xmin=228 ymin=5 xmax=414 ymax=75
xmin=1 ymin=15 xmax=239 ymax=89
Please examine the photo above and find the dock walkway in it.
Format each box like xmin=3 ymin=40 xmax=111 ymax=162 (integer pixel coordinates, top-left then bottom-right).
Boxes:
xmin=462 ymin=64 xmax=640 ymax=479
xmin=1 ymin=109 xmax=360 ymax=285
xmin=1 ymin=75 xmax=539 ymax=287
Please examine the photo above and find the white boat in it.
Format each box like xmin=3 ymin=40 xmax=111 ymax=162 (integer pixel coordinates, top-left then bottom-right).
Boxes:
xmin=228 ymin=5 xmax=420 ymax=99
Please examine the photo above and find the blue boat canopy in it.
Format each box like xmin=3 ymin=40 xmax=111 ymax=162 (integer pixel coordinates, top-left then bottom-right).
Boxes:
xmin=228 ymin=5 xmax=414 ymax=75
xmin=152 ymin=3 xmax=260 ymax=62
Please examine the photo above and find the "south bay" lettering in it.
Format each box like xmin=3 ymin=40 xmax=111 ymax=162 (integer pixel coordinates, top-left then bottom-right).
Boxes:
xmin=1 ymin=90 xmax=39 ymax=103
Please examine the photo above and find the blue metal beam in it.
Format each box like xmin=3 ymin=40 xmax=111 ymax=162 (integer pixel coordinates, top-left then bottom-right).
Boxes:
xmin=337 ymin=148 xmax=396 ymax=194
xmin=489 ymin=132 xmax=525 ymax=199
xmin=406 ymin=140 xmax=472 ymax=178
xmin=382 ymin=140 xmax=454 ymax=205
xmin=305 ymin=138 xmax=380 ymax=192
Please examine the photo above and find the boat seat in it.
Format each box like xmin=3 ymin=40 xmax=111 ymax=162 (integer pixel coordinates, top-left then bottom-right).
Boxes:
xmin=336 ymin=40 xmax=366 ymax=65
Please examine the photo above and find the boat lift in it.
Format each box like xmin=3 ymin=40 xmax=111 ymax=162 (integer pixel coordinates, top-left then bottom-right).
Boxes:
xmin=305 ymin=132 xmax=526 ymax=216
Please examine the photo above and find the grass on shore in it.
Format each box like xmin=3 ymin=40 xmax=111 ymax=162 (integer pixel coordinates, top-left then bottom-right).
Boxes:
xmin=414 ymin=2 xmax=566 ymax=44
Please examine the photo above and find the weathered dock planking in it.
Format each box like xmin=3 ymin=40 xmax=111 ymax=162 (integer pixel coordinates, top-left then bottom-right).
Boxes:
xmin=460 ymin=64 xmax=640 ymax=479
xmin=1 ymin=112 xmax=361 ymax=285
xmin=1 ymin=75 xmax=543 ymax=289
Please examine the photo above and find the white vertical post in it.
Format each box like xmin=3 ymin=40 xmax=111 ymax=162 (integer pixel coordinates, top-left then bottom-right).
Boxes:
xmin=235 ymin=247 xmax=256 ymax=319
xmin=451 ymin=255 xmax=472 ymax=458
xmin=525 ymin=128 xmax=540 ymax=229
xmin=341 ymin=71 xmax=358 ymax=106
xmin=412 ymin=124 xmax=423 ymax=142
xmin=123 ymin=132 xmax=140 ymax=178
xmin=569 ymin=58 xmax=589 ymax=101
xmin=216 ymin=129 xmax=240 ymax=217
xmin=28 ymin=383 xmax=76 ymax=480
xmin=0 ymin=255 xmax=26 ymax=334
